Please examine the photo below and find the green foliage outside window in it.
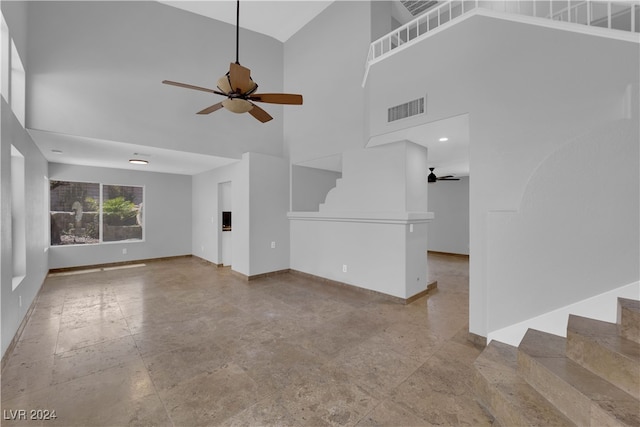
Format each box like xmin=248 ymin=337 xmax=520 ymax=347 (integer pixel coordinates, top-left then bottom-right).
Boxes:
xmin=85 ymin=196 xmax=98 ymax=212
xmin=103 ymin=196 xmax=137 ymax=225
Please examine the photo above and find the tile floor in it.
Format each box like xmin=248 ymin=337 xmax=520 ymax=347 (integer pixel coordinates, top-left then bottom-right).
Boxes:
xmin=1 ymin=253 xmax=494 ymax=426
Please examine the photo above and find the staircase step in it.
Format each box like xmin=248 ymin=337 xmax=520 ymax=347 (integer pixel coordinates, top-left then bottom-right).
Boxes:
xmin=567 ymin=314 xmax=640 ymax=400
xmin=474 ymin=340 xmax=575 ymax=426
xmin=618 ymin=298 xmax=640 ymax=344
xmin=518 ymin=329 xmax=640 ymax=427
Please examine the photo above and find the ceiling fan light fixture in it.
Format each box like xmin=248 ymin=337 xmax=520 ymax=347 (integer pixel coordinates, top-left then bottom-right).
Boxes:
xmin=161 ymin=0 xmax=301 ymax=123
xmin=222 ymin=98 xmax=253 ymax=114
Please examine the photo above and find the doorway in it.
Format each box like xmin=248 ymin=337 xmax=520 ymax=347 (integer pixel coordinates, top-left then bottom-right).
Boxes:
xmin=218 ymin=181 xmax=232 ymax=266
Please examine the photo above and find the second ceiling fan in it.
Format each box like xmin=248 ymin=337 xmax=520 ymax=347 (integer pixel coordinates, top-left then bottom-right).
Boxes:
xmin=428 ymin=168 xmax=460 ymax=183
xmin=162 ymin=0 xmax=302 ymax=123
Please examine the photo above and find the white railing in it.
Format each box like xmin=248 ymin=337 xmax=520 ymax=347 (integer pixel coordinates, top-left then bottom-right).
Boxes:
xmin=367 ymin=0 xmax=477 ymax=65
xmin=546 ymin=0 xmax=638 ymax=30
xmin=364 ymin=0 xmax=639 ymax=85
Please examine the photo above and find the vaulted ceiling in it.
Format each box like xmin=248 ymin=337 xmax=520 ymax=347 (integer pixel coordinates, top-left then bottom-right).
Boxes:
xmin=158 ymin=1 xmax=334 ymax=42
xmin=26 ymin=1 xmax=334 ymax=175
xmin=23 ymin=0 xmax=470 ymax=177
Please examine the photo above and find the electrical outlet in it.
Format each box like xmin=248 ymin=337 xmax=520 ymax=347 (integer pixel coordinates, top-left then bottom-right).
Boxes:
xmin=342 ymin=264 xmax=347 ymax=273
xmin=122 ymin=248 xmax=127 ymax=255
xmin=271 ymin=241 xmax=276 ymax=249
xmin=409 ymin=224 xmax=414 ymax=233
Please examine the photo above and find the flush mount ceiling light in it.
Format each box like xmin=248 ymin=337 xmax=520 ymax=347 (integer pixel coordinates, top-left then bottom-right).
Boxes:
xmin=129 ymin=159 xmax=149 ymax=165
xmin=439 ymin=137 xmax=449 ymax=142
xmin=51 ymin=149 xmax=63 ymax=154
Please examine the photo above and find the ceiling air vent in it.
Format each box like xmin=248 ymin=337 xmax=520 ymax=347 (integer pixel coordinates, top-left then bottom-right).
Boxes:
xmin=388 ymin=97 xmax=425 ymax=122
xmin=400 ymin=1 xmax=439 ymax=17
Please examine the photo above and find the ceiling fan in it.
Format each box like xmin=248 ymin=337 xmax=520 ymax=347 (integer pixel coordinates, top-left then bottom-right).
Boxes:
xmin=162 ymin=0 xmax=302 ymax=123
xmin=428 ymin=167 xmax=460 ymax=183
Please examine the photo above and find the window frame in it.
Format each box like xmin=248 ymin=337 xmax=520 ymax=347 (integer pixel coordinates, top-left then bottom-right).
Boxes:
xmin=49 ymin=180 xmax=145 ymax=247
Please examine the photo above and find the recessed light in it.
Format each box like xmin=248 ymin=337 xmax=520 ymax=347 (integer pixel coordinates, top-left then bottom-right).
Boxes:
xmin=129 ymin=159 xmax=149 ymax=165
xmin=51 ymin=149 xmax=63 ymax=154
xmin=439 ymin=137 xmax=449 ymax=142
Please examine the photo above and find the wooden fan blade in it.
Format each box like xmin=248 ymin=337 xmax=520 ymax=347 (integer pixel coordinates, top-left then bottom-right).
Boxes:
xmin=249 ymin=93 xmax=303 ymax=105
xmin=438 ymin=175 xmax=454 ymax=179
xmin=248 ymin=103 xmax=273 ymax=123
xmin=229 ymin=62 xmax=256 ymax=94
xmin=197 ymin=102 xmax=224 ymax=115
xmin=162 ymin=80 xmax=220 ymax=94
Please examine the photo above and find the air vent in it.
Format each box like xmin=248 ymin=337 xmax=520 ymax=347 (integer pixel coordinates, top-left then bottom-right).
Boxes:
xmin=388 ymin=97 xmax=425 ymax=122
xmin=400 ymin=1 xmax=439 ymax=17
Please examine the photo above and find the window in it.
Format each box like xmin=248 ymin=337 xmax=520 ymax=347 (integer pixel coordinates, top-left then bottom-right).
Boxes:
xmin=1 ymin=11 xmax=26 ymax=125
xmin=102 ymin=185 xmax=143 ymax=242
xmin=50 ymin=181 xmax=144 ymax=245
xmin=44 ymin=176 xmax=50 ymax=250
xmin=50 ymin=181 xmax=100 ymax=245
xmin=1 ymin=12 xmax=9 ymax=101
xmin=10 ymin=38 xmax=25 ymax=126
xmin=11 ymin=146 xmax=26 ymax=289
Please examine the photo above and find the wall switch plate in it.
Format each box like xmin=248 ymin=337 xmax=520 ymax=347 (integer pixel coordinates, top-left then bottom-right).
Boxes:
xmin=410 ymin=224 xmax=414 ymax=232
xmin=342 ymin=264 xmax=347 ymax=273
xmin=122 ymin=248 xmax=127 ymax=255
xmin=19 ymin=295 xmax=22 ymax=307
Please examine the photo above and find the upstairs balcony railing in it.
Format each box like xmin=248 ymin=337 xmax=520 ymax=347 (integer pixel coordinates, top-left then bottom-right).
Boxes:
xmin=363 ymin=0 xmax=640 ymax=85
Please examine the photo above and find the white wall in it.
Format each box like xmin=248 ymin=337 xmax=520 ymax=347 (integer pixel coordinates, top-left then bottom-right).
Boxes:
xmin=25 ymin=1 xmax=285 ymax=160
xmin=365 ymin=14 xmax=640 ymax=337
xmin=321 ymin=141 xmax=429 ymax=213
xmin=192 ymin=162 xmax=238 ymax=266
xmin=290 ymin=216 xmax=429 ymax=299
xmin=1 ymin=1 xmax=49 ymax=359
xmin=192 ymin=153 xmax=289 ymax=277
xmin=1 ymin=97 xmax=49 ymax=359
xmin=284 ymin=1 xmax=371 ymax=164
xmin=48 ymin=163 xmax=192 ymax=269
xmin=248 ymin=152 xmax=290 ymax=276
xmin=370 ymin=1 xmax=393 ymax=41
xmin=427 ymin=176 xmax=469 ymax=255
xmin=233 ymin=157 xmax=250 ymax=275
xmin=1 ymin=1 xmax=27 ymax=67
xmin=219 ymin=181 xmax=232 ymax=266
xmin=291 ymin=165 xmax=341 ymax=212
xmin=289 ymin=141 xmax=431 ymax=299
xmin=486 ymin=118 xmax=639 ymax=333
